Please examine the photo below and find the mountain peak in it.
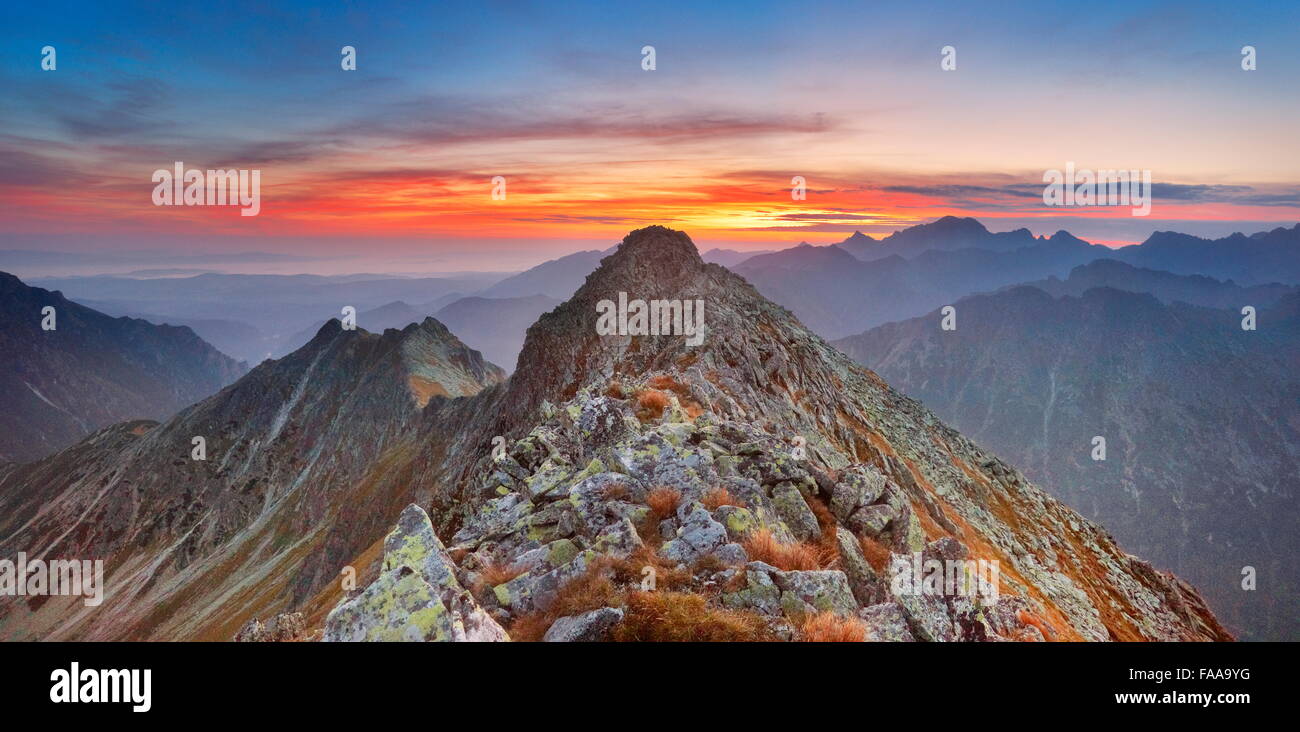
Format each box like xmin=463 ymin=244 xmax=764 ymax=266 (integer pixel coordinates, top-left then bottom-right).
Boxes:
xmin=602 ymin=225 xmax=705 ymax=278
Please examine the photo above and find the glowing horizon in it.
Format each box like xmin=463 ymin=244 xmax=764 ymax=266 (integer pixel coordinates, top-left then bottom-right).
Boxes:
xmin=3 ymin=0 xmax=1299 ymax=266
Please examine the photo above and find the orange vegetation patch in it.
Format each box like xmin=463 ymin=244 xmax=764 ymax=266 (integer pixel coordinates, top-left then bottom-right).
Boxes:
xmin=799 ymin=611 xmax=867 ymax=642
xmin=407 ymin=374 xmax=450 ymax=407
xmin=646 ymin=487 xmax=681 ymax=521
xmin=608 ymin=546 xmax=693 ymax=590
xmin=635 ymin=389 xmax=670 ymax=420
xmin=858 ymin=534 xmax=892 ymax=574
xmin=742 ymin=528 xmax=824 ymax=571
xmin=644 ymin=374 xmax=704 ymax=419
xmin=611 ymin=591 xmax=775 ymax=642
xmin=508 ymin=563 xmax=622 ymax=642
xmin=806 ymin=494 xmax=842 ymax=566
xmin=702 ymin=486 xmax=744 ymax=510
xmin=474 ymin=562 xmax=526 ymax=594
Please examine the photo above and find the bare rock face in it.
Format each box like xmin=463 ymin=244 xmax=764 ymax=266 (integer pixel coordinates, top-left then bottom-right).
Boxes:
xmin=0 ymin=226 xmax=1232 ymax=642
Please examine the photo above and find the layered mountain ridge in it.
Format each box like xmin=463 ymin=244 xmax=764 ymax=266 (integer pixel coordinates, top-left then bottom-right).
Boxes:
xmin=0 ymin=272 xmax=247 ymax=462
xmin=0 ymin=227 xmax=1231 ymax=642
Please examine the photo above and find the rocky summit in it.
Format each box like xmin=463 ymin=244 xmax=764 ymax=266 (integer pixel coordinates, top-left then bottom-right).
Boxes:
xmin=0 ymin=226 xmax=1231 ymax=642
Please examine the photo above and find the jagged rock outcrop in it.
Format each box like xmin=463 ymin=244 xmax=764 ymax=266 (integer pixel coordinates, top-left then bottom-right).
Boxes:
xmin=323 ymin=505 xmax=506 ymax=642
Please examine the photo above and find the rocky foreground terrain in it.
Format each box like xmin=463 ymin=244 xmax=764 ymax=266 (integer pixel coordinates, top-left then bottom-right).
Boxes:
xmin=0 ymin=227 xmax=1230 ymax=641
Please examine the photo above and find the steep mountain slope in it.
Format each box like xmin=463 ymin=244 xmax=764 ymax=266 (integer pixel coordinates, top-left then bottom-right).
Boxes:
xmin=0 ymin=229 xmax=1230 ymax=642
xmin=0 ymin=317 xmax=504 ymax=640
xmin=0 ymin=272 xmax=246 ymax=462
xmin=733 ymin=233 xmax=1108 ymax=339
xmin=1020 ymin=258 xmax=1296 ymax=310
xmin=431 ymin=294 xmax=561 ymax=372
xmin=834 ymin=287 xmax=1300 ymax=640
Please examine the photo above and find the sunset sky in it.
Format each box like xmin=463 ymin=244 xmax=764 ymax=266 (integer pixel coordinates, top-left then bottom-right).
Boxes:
xmin=2 ymin=0 xmax=1299 ymax=271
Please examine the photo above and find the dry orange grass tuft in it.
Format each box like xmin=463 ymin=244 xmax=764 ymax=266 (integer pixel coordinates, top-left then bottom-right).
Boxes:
xmin=806 ymin=494 xmax=842 ymax=566
xmin=858 ymin=534 xmax=892 ymax=574
xmin=507 ymin=563 xmax=622 ymax=642
xmin=507 ymin=612 xmax=553 ymax=643
xmin=608 ymin=545 xmax=692 ymax=591
xmin=611 ymin=591 xmax=774 ymax=642
xmin=646 ymin=486 xmax=681 ymax=521
xmin=646 ymin=374 xmax=682 ymax=392
xmin=474 ymin=562 xmax=526 ymax=594
xmin=604 ymin=380 xmax=626 ymax=399
xmin=742 ymin=528 xmax=823 ymax=571
xmin=636 ymin=389 xmax=670 ymax=420
xmin=799 ymin=611 xmax=867 ymax=642
xmin=702 ymin=486 xmax=744 ymax=511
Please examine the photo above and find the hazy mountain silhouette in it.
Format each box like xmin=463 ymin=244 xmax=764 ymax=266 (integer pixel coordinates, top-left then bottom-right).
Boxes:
xmin=0 ymin=272 xmax=246 ymax=462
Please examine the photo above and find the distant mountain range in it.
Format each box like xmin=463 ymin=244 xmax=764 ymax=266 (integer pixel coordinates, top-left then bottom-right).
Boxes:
xmin=0 ymin=272 xmax=246 ymax=463
xmin=733 ymin=228 xmax=1108 ymax=339
xmin=836 ymin=216 xmax=1044 ymax=261
xmin=834 ymin=280 xmax=1300 ymax=640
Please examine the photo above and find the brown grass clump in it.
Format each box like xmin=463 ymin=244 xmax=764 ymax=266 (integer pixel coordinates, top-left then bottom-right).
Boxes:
xmin=473 ymin=562 xmax=525 ymax=594
xmin=506 ymin=563 xmax=622 ymax=642
xmin=507 ymin=612 xmax=554 ymax=643
xmin=858 ymin=534 xmax=892 ymax=574
xmin=645 ymin=374 xmax=706 ymax=420
xmin=742 ymin=528 xmax=822 ymax=571
xmin=608 ymin=545 xmax=692 ymax=591
xmin=646 ymin=487 xmax=681 ymax=521
xmin=799 ymin=611 xmax=867 ymax=642
xmin=806 ymin=494 xmax=842 ymax=566
xmin=604 ymin=380 xmax=626 ymax=399
xmin=646 ymin=374 xmax=682 ymax=392
xmin=611 ymin=591 xmax=774 ymax=642
xmin=601 ymin=482 xmax=629 ymax=501
xmin=702 ymin=486 xmax=744 ymax=511
xmin=636 ymin=389 xmax=670 ymax=421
